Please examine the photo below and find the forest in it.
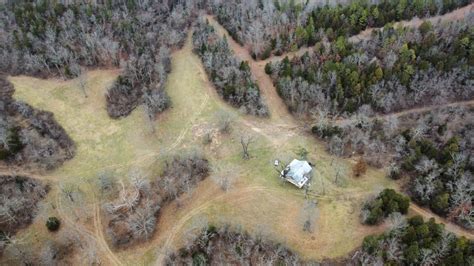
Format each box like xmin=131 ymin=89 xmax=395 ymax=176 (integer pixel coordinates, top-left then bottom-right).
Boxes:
xmin=310 ymin=103 xmax=474 ymax=229
xmin=267 ymin=20 xmax=473 ymax=115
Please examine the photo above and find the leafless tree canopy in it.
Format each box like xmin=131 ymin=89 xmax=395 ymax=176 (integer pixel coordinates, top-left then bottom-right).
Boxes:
xmin=104 ymin=154 xmax=209 ymax=247
xmin=165 ymin=225 xmax=309 ymax=265
xmin=0 ymin=77 xmax=76 ymax=170
xmin=0 ymin=175 xmax=49 ymax=237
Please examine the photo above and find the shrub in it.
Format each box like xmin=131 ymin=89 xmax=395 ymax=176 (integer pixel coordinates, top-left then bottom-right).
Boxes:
xmin=362 ymin=189 xmax=410 ymax=225
xmin=311 ymin=125 xmax=343 ymax=138
xmin=264 ymin=62 xmax=273 ymax=75
xmin=352 ymin=157 xmax=367 ymax=177
xmin=46 ymin=217 xmax=61 ymax=232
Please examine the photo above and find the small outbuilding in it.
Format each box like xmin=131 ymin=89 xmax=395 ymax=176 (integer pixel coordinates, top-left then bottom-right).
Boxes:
xmin=280 ymin=159 xmax=312 ymax=188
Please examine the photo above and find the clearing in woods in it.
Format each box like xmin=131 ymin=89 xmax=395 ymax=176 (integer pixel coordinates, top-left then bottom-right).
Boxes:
xmin=9 ymin=27 xmax=459 ymax=266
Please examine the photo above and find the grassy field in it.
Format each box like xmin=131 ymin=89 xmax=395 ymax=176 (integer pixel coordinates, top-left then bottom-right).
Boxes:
xmin=8 ymin=33 xmax=398 ymax=265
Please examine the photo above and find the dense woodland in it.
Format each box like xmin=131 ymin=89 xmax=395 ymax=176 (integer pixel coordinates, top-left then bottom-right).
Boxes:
xmin=357 ymin=215 xmax=473 ymax=265
xmin=0 ymin=1 xmax=195 ymax=118
xmin=192 ymin=18 xmax=269 ymax=116
xmin=104 ymin=154 xmax=209 ymax=246
xmin=212 ymin=0 xmax=471 ymax=59
xmin=268 ymin=20 xmax=473 ymax=115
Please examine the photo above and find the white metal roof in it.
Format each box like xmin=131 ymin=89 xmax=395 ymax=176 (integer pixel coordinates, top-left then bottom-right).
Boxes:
xmin=281 ymin=159 xmax=312 ymax=188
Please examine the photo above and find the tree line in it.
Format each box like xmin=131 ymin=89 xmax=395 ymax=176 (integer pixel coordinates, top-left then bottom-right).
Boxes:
xmin=0 ymin=175 xmax=49 ymax=251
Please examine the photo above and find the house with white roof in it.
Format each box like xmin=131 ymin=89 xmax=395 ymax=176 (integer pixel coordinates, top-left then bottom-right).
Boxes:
xmin=280 ymin=159 xmax=313 ymax=188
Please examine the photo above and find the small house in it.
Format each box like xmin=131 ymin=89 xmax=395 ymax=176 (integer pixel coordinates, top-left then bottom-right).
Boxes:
xmin=280 ymin=159 xmax=312 ymax=188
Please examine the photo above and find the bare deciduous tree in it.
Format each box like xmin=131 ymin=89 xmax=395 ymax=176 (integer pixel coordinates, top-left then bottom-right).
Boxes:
xmin=240 ymin=135 xmax=254 ymax=160
xmin=77 ymin=67 xmax=88 ymax=98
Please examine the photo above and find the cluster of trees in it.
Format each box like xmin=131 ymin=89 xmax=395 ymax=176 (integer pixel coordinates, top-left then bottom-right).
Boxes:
xmin=104 ymin=154 xmax=209 ymax=247
xmin=267 ymin=19 xmax=473 ymax=115
xmin=361 ymin=188 xmax=410 ymax=225
xmin=0 ymin=77 xmax=76 ymax=170
xmin=0 ymin=175 xmax=49 ymax=244
xmin=210 ymin=0 xmax=471 ymax=59
xmin=399 ymin=130 xmax=473 ymax=229
xmin=0 ymin=1 xmax=195 ymax=119
xmin=165 ymin=225 xmax=307 ymax=265
xmin=192 ymin=18 xmax=269 ymax=116
xmin=357 ymin=215 xmax=473 ymax=265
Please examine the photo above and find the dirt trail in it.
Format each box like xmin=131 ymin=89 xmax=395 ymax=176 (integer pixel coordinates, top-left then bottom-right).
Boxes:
xmin=409 ymin=204 xmax=474 ymax=239
xmin=335 ymin=99 xmax=474 ymax=126
xmin=154 ymin=185 xmax=275 ymax=264
xmin=92 ymin=198 xmax=124 ymax=266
